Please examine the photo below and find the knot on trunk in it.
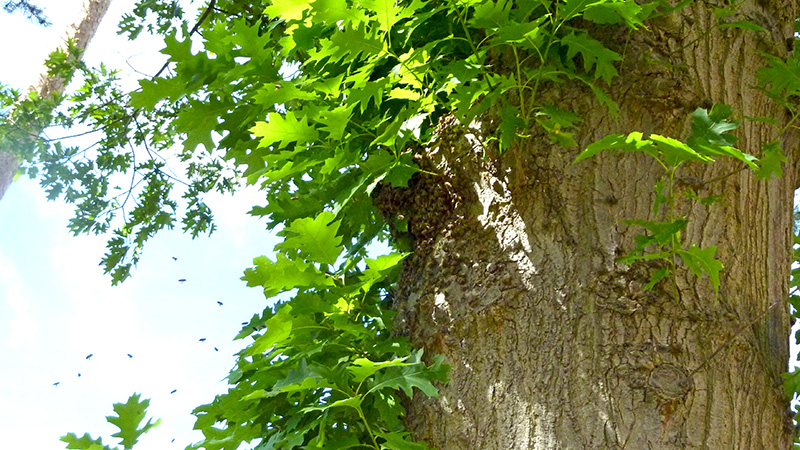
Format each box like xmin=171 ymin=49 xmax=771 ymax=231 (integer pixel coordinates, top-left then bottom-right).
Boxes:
xmin=648 ymin=363 xmax=692 ymax=400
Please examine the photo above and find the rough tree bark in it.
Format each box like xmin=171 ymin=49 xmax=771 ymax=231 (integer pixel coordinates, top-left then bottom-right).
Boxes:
xmin=379 ymin=2 xmax=800 ymax=448
xmin=0 ymin=0 xmax=111 ymax=202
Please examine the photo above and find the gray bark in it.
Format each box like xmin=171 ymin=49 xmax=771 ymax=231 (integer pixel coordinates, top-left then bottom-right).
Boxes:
xmin=379 ymin=1 xmax=800 ymax=448
xmin=0 ymin=0 xmax=111 ymax=202
xmin=0 ymin=151 xmax=16 ymax=200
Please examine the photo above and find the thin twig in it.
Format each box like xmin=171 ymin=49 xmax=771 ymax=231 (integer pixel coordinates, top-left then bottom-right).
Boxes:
xmin=152 ymin=0 xmax=216 ymax=79
xmin=690 ymin=296 xmax=787 ymax=376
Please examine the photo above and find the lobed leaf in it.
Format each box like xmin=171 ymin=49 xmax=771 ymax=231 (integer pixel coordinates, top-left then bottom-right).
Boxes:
xmin=106 ymin=394 xmax=161 ymax=450
xmin=276 ymin=211 xmax=344 ymax=265
xmin=676 ymin=245 xmax=724 ymax=293
xmin=561 ymin=32 xmax=622 ymax=83
xmin=251 ymin=111 xmax=320 ymax=149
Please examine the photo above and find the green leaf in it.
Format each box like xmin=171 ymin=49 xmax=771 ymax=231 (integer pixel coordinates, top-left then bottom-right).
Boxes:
xmin=272 ymin=360 xmax=330 ymax=394
xmin=361 ymin=149 xmax=418 ymax=193
xmin=251 ymin=111 xmax=320 ymax=149
xmin=684 ymin=188 xmax=721 ymax=206
xmin=173 ymin=99 xmax=226 ymax=152
xmin=562 ymin=32 xmax=622 ymax=83
xmin=106 ymin=394 xmax=160 ymax=450
xmin=617 ymin=250 xmax=673 ymax=266
xmin=349 ymin=357 xmax=411 ymax=383
xmin=557 ymin=0 xmax=596 ymax=22
xmin=492 ymin=18 xmax=545 ymax=44
xmin=327 ymin=395 xmax=364 ymax=410
xmin=782 ymin=369 xmax=800 ymax=400
xmin=743 ymin=115 xmax=777 ymax=125
xmin=583 ymin=1 xmax=645 ymax=28
xmin=368 ymin=351 xmax=449 ymax=398
xmin=318 ymin=105 xmax=353 ymax=141
xmin=652 ymin=178 xmax=667 ymax=216
xmin=714 ymin=7 xmax=737 ymax=19
xmin=378 ymin=431 xmax=431 ymax=450
xmin=360 ymin=0 xmax=423 ymax=31
xmin=263 ymin=0 xmax=313 ymax=21
xmin=643 ymin=267 xmax=670 ymax=291
xmin=684 ymin=104 xmax=758 ymax=169
xmin=276 ymin=211 xmax=344 ymax=265
xmin=756 ymin=141 xmax=785 ymax=180
xmin=757 ymin=52 xmax=800 ymax=101
xmin=621 ymin=218 xmax=688 ymax=258
xmin=497 ymin=103 xmax=526 ymax=151
xmin=241 ymin=254 xmax=334 ymax=298
xmin=311 ymin=25 xmax=384 ymax=64
xmin=313 ymin=0 xmax=370 ymax=25
xmin=676 ymin=245 xmax=724 ymax=293
xmin=253 ymin=82 xmax=317 ymax=107
xmin=587 ymin=81 xmax=619 ymax=118
xmin=694 ymin=143 xmax=757 ymax=170
xmin=469 ymin=0 xmax=511 ymax=28
xmin=535 ymin=105 xmax=581 ymax=147
xmin=389 ymin=88 xmax=421 ymax=101
xmin=129 ymin=76 xmax=185 ymax=110
xmin=241 ymin=389 xmax=269 ymax=401
xmin=574 ymin=132 xmax=654 ymax=163
xmin=161 ymin=30 xmax=192 ymax=62
xmin=625 ymin=218 xmax=688 ymax=241
xmin=347 ymin=79 xmax=387 ymax=113
xmin=247 ymin=305 xmax=294 ymax=355
xmin=60 ymin=433 xmax=113 ymax=450
xmin=650 ymin=134 xmax=712 ymax=166
xmin=688 ymin=104 xmax=738 ymax=147
xmin=361 ymin=252 xmax=407 ymax=292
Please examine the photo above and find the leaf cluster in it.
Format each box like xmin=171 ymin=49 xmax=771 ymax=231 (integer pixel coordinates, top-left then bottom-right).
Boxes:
xmin=118 ymin=0 xmax=184 ymax=39
xmin=191 ymin=214 xmax=448 ymax=449
xmin=3 ymin=0 xmax=662 ymax=284
xmin=1 ymin=36 xmax=235 ymax=283
xmin=61 ymin=393 xmax=160 ymax=450
xmin=575 ymin=104 xmax=762 ymax=294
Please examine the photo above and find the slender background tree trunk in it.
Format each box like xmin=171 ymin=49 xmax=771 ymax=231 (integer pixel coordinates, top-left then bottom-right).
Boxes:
xmin=0 ymin=0 xmax=110 ymax=202
xmin=0 ymin=152 xmax=16 ymax=201
xmin=381 ymin=1 xmax=800 ymax=448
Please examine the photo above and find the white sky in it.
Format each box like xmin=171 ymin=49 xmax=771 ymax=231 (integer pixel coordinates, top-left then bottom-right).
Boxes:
xmin=0 ymin=1 xmax=278 ymax=449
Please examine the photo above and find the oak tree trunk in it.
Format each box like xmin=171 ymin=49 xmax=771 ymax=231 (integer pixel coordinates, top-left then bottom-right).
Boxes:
xmin=384 ymin=2 xmax=800 ymax=448
xmin=0 ymin=0 xmax=110 ymax=202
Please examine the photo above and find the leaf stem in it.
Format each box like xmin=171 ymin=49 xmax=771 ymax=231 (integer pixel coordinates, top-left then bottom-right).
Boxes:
xmin=355 ymin=405 xmax=381 ymax=449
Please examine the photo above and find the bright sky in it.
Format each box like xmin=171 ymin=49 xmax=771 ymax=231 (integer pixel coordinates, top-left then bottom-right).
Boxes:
xmin=0 ymin=1 xmax=278 ymax=449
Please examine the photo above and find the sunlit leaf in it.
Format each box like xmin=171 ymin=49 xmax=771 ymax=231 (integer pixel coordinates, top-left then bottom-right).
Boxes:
xmin=106 ymin=394 xmax=160 ymax=450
